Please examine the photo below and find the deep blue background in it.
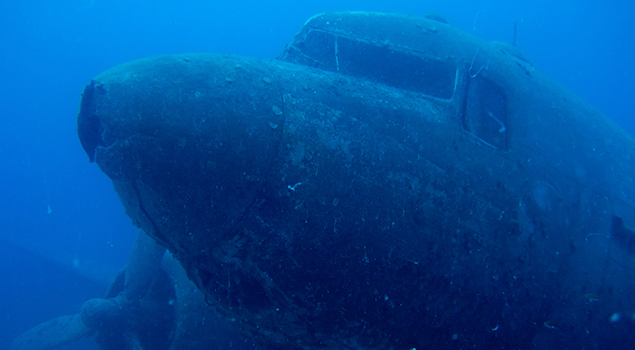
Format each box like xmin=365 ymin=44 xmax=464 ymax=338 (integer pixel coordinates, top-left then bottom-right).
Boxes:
xmin=0 ymin=1 xmax=633 ymax=349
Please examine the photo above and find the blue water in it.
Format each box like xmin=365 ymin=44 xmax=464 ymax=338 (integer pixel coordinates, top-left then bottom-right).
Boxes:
xmin=0 ymin=1 xmax=633 ymax=349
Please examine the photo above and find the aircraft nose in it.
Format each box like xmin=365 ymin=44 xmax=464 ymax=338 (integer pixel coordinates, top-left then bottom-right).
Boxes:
xmin=77 ymin=54 xmax=284 ymax=167
xmin=76 ymin=54 xmax=285 ymax=245
xmin=77 ymin=80 xmax=105 ymax=162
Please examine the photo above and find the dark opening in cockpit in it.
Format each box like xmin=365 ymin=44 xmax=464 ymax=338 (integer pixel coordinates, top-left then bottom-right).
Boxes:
xmin=288 ymin=30 xmax=457 ymax=100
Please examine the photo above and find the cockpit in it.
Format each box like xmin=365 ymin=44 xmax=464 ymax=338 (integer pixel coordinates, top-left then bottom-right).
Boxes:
xmin=281 ymin=29 xmax=458 ymax=100
xmin=280 ymin=12 xmax=510 ymax=150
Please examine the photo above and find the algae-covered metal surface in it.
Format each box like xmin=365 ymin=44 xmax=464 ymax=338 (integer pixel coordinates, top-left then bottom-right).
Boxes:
xmin=77 ymin=12 xmax=635 ymax=350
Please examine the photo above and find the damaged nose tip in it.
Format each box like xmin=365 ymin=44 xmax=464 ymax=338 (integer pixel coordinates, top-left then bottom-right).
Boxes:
xmin=77 ymin=80 xmax=105 ymax=162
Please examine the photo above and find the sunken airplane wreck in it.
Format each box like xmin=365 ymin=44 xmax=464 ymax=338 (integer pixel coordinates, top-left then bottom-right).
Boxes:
xmin=74 ymin=11 xmax=635 ymax=350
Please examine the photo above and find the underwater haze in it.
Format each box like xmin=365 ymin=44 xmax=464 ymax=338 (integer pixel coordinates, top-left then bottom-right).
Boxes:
xmin=0 ymin=0 xmax=633 ymax=349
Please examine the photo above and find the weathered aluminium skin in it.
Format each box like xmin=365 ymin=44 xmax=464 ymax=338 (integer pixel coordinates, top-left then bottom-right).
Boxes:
xmin=78 ymin=12 xmax=635 ymax=350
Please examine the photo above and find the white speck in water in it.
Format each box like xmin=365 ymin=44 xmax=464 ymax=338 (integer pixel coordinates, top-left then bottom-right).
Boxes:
xmin=288 ymin=182 xmax=302 ymax=191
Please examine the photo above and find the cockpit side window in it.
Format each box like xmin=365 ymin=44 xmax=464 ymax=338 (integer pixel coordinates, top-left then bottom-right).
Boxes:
xmin=463 ymin=76 xmax=508 ymax=149
xmin=289 ymin=30 xmax=457 ymax=100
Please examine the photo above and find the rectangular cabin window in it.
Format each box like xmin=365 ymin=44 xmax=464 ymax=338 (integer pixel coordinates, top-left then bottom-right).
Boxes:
xmin=292 ymin=30 xmax=457 ymax=100
xmin=463 ymin=76 xmax=508 ymax=149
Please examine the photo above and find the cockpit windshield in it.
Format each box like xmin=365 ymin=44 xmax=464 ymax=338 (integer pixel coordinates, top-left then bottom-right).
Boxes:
xmin=287 ymin=30 xmax=457 ymax=100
